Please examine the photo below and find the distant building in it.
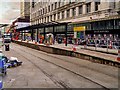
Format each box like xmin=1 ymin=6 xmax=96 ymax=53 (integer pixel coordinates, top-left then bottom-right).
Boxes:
xmin=20 ymin=0 xmax=30 ymax=19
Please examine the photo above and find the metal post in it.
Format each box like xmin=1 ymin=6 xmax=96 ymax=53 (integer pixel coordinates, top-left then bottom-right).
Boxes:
xmin=24 ymin=30 xmax=25 ymax=41
xmin=65 ymin=24 xmax=67 ymax=46
xmin=84 ymin=30 xmax=86 ymax=48
xmin=53 ymin=26 xmax=55 ymax=44
xmin=44 ymin=27 xmax=46 ymax=42
xmin=37 ymin=29 xmax=39 ymax=42
xmin=107 ymin=38 xmax=109 ymax=52
xmin=31 ymin=29 xmax=33 ymax=41
xmin=21 ymin=31 xmax=23 ymax=40
xmin=95 ymin=39 xmax=97 ymax=50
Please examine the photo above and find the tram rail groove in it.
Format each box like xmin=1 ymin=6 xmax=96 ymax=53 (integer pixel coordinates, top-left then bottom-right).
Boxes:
xmin=12 ymin=47 xmax=110 ymax=90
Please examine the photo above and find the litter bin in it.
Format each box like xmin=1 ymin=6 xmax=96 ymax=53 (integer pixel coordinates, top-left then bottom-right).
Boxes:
xmin=5 ymin=45 xmax=9 ymax=51
xmin=58 ymin=38 xmax=62 ymax=44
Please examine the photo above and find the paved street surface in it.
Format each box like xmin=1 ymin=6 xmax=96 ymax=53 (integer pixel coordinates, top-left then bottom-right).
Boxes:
xmin=2 ymin=43 xmax=119 ymax=89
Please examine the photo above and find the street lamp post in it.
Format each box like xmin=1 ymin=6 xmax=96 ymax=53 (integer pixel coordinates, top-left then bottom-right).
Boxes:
xmin=107 ymin=38 xmax=109 ymax=52
xmin=65 ymin=24 xmax=68 ymax=46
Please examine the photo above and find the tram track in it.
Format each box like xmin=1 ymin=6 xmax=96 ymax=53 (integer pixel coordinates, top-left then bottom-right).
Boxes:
xmin=11 ymin=45 xmax=111 ymax=89
xmin=14 ymin=44 xmax=118 ymax=79
xmin=11 ymin=49 xmax=71 ymax=89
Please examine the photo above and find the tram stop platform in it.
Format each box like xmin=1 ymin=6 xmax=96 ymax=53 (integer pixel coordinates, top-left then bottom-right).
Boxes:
xmin=13 ymin=40 xmax=120 ymax=68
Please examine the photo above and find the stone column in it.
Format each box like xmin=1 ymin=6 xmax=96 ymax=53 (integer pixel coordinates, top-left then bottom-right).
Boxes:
xmin=70 ymin=9 xmax=73 ymax=17
xmin=91 ymin=1 xmax=95 ymax=12
xmin=52 ymin=15 xmax=54 ymax=21
xmin=49 ymin=16 xmax=51 ymax=22
xmin=83 ymin=4 xmax=86 ymax=14
xmin=56 ymin=13 xmax=58 ymax=20
xmin=60 ymin=12 xmax=62 ymax=19
xmin=64 ymin=10 xmax=67 ymax=19
xmin=76 ymin=7 xmax=79 ymax=16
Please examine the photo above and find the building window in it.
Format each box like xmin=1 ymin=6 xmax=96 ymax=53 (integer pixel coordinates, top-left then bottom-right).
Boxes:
xmin=50 ymin=15 xmax=52 ymax=21
xmin=42 ymin=18 xmax=43 ymax=23
xmin=45 ymin=7 xmax=47 ymax=13
xmin=62 ymin=11 xmax=64 ymax=19
xmin=58 ymin=12 xmax=60 ymax=19
xmin=51 ymin=4 xmax=53 ymax=11
xmin=67 ymin=9 xmax=70 ymax=17
xmin=58 ymin=2 xmax=60 ymax=7
xmin=79 ymin=5 xmax=82 ymax=14
xmin=43 ymin=8 xmax=44 ymax=14
xmin=32 ymin=0 xmax=35 ymax=8
xmin=39 ymin=11 xmax=40 ymax=16
xmin=47 ymin=16 xmax=49 ymax=22
xmin=55 ymin=2 xmax=57 ymax=9
xmin=54 ymin=14 xmax=56 ymax=20
xmin=86 ymin=3 xmax=91 ymax=13
xmin=72 ymin=8 xmax=76 ymax=16
xmin=48 ymin=5 xmax=50 ymax=12
xmin=95 ymin=2 xmax=100 ymax=11
xmin=41 ymin=10 xmax=42 ymax=15
xmin=69 ymin=0 xmax=72 ymax=4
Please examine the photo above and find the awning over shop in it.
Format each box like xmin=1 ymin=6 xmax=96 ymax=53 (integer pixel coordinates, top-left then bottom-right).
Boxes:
xmin=16 ymin=22 xmax=70 ymax=31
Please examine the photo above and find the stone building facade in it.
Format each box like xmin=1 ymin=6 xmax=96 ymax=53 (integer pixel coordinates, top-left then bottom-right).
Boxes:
xmin=29 ymin=0 xmax=120 ymax=44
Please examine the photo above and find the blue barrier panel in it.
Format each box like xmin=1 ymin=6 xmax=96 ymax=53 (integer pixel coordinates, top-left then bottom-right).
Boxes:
xmin=0 ymin=77 xmax=2 ymax=89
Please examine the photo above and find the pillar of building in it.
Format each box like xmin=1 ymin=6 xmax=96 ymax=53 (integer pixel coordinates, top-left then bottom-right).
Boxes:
xmin=70 ymin=9 xmax=73 ymax=17
xmin=91 ymin=1 xmax=95 ymax=12
xmin=52 ymin=15 xmax=54 ymax=21
xmin=64 ymin=10 xmax=67 ymax=19
xmin=83 ymin=4 xmax=86 ymax=14
xmin=56 ymin=13 xmax=58 ymax=20
xmin=60 ymin=12 xmax=62 ymax=19
xmin=76 ymin=7 xmax=79 ymax=16
xmin=45 ymin=17 xmax=47 ymax=22
xmin=49 ymin=16 xmax=51 ymax=22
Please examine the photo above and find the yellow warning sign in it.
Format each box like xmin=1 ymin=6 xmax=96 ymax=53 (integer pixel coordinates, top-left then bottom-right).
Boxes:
xmin=74 ymin=26 xmax=86 ymax=32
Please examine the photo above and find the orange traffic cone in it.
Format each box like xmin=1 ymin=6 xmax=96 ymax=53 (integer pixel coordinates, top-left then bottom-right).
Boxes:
xmin=109 ymin=41 xmax=112 ymax=49
xmin=72 ymin=45 xmax=76 ymax=51
xmin=117 ymin=50 xmax=120 ymax=61
xmin=35 ymin=42 xmax=37 ymax=44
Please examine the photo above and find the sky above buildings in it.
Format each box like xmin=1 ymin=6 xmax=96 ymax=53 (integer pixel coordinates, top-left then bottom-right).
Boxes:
xmin=0 ymin=0 xmax=20 ymax=24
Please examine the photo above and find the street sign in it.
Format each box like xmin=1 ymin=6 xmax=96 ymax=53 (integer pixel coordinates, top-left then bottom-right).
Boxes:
xmin=74 ymin=26 xmax=86 ymax=32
